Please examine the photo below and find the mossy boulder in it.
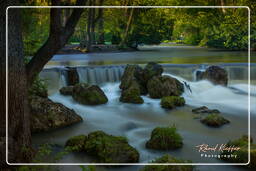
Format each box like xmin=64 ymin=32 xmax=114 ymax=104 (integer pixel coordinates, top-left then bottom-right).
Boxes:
xmin=29 ymin=96 xmax=83 ymax=133
xmin=199 ymin=65 xmax=228 ymax=86
xmin=65 ymin=135 xmax=87 ymax=152
xmin=120 ymin=81 xmax=144 ymax=104
xmin=140 ymin=154 xmax=194 ymax=171
xmin=220 ymin=135 xmax=256 ymax=169
xmin=120 ymin=64 xmax=140 ymax=90
xmin=72 ymin=83 xmax=108 ymax=105
xmin=200 ymin=113 xmax=230 ymax=127
xmin=65 ymin=131 xmax=139 ymax=163
xmin=59 ymin=86 xmax=74 ymax=95
xmin=161 ymin=96 xmax=185 ymax=109
xmin=146 ymin=126 xmax=183 ymax=150
xmin=147 ymin=75 xmax=184 ymax=99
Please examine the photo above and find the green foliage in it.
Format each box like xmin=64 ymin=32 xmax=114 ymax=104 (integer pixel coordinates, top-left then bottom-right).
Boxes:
xmin=161 ymin=96 xmax=185 ymax=109
xmin=146 ymin=126 xmax=183 ymax=150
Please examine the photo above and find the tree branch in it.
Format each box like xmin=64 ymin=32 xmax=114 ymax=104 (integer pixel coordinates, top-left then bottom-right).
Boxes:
xmin=26 ymin=0 xmax=87 ymax=84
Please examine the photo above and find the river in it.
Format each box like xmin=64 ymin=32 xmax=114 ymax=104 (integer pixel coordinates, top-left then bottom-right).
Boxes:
xmin=32 ymin=45 xmax=256 ymax=171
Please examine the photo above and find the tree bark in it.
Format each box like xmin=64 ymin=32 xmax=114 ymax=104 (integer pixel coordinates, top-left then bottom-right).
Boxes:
xmin=26 ymin=0 xmax=87 ymax=85
xmin=98 ymin=0 xmax=104 ymax=44
xmin=119 ymin=8 xmax=135 ymax=47
xmin=0 ymin=0 xmax=7 ymax=167
xmin=86 ymin=0 xmax=93 ymax=52
xmin=0 ymin=0 xmax=33 ymax=166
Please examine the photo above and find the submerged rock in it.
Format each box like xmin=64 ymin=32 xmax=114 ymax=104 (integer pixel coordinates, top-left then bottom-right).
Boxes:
xmin=140 ymin=154 xmax=194 ymax=171
xmin=65 ymin=131 xmax=139 ymax=163
xmin=66 ymin=67 xmax=79 ymax=86
xmin=220 ymin=135 xmax=256 ymax=169
xmin=192 ymin=106 xmax=220 ymax=114
xmin=147 ymin=75 xmax=184 ymax=98
xmin=161 ymin=96 xmax=185 ymax=109
xmin=200 ymin=113 xmax=230 ymax=127
xmin=146 ymin=126 xmax=183 ymax=150
xmin=59 ymin=86 xmax=74 ymax=95
xmin=72 ymin=83 xmax=108 ymax=105
xmin=29 ymin=96 xmax=83 ymax=133
xmin=120 ymin=80 xmax=144 ymax=104
xmin=199 ymin=65 xmax=228 ymax=86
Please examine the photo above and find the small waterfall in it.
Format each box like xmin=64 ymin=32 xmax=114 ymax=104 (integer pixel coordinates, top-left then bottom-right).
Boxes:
xmin=77 ymin=65 xmax=125 ymax=84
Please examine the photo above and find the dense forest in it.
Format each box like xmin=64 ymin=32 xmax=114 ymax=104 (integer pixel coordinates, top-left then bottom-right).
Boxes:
xmin=21 ymin=0 xmax=256 ymax=56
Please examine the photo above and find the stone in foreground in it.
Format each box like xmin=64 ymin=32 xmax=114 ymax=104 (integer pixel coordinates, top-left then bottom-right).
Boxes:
xmin=30 ymin=96 xmax=83 ymax=133
xmin=65 ymin=131 xmax=139 ymax=163
xmin=147 ymin=75 xmax=184 ymax=98
xmin=220 ymin=135 xmax=256 ymax=169
xmin=161 ymin=96 xmax=185 ymax=109
xmin=200 ymin=113 xmax=229 ymax=127
xmin=72 ymin=83 xmax=108 ymax=105
xmin=146 ymin=126 xmax=183 ymax=150
xmin=140 ymin=154 xmax=194 ymax=171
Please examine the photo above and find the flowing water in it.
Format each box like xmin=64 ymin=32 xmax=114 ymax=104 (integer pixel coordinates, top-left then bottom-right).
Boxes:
xmin=32 ymin=46 xmax=256 ymax=171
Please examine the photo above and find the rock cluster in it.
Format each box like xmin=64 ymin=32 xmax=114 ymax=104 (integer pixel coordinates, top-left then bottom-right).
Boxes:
xmin=119 ymin=62 xmax=184 ymax=104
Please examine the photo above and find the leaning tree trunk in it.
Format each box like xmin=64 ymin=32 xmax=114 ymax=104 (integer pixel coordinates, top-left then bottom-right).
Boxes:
xmin=1 ymin=1 xmax=32 ymax=166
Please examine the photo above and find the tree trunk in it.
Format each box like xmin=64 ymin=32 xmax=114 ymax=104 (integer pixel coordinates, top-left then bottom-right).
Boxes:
xmin=119 ymin=8 xmax=135 ymax=47
xmin=98 ymin=0 xmax=104 ymax=44
xmin=86 ymin=1 xmax=93 ymax=52
xmin=2 ymin=1 xmax=32 ymax=166
xmin=0 ymin=0 xmax=7 ymax=167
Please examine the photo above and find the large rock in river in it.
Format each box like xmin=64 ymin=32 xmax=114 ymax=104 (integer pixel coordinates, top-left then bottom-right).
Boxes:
xmin=120 ymin=80 xmax=144 ymax=104
xmin=147 ymin=75 xmax=184 ymax=98
xmin=66 ymin=131 xmax=140 ymax=163
xmin=29 ymin=96 xmax=82 ymax=133
xmin=72 ymin=83 xmax=108 ymax=105
xmin=200 ymin=65 xmax=228 ymax=86
xmin=66 ymin=67 xmax=79 ymax=86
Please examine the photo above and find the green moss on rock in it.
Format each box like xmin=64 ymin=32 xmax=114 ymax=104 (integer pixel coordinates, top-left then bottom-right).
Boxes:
xmin=200 ymin=113 xmax=229 ymax=127
xmin=220 ymin=135 xmax=256 ymax=169
xmin=140 ymin=154 xmax=194 ymax=171
xmin=161 ymin=96 xmax=185 ymax=109
xmin=146 ymin=126 xmax=183 ymax=150
xmin=147 ymin=75 xmax=184 ymax=99
xmin=84 ymin=131 xmax=139 ymax=163
xmin=72 ymin=83 xmax=108 ymax=105
xmin=65 ymin=131 xmax=139 ymax=163
xmin=120 ymin=81 xmax=144 ymax=104
xmin=65 ymin=135 xmax=87 ymax=152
